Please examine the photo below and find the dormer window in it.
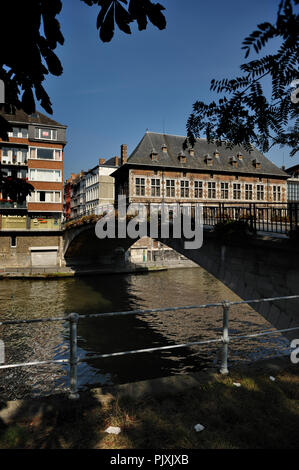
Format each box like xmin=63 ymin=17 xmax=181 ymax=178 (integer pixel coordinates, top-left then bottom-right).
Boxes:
xmin=178 ymin=151 xmax=186 ymax=163
xmin=230 ymin=156 xmax=238 ymax=168
xmin=205 ymin=154 xmax=213 ymax=166
xmin=253 ymin=158 xmax=261 ymax=169
xmin=188 ymin=148 xmax=195 ymax=157
xmin=35 ymin=128 xmax=57 ymax=140
xmin=237 ymin=152 xmax=243 ymax=160
xmin=150 ymin=148 xmax=158 ymax=161
xmin=214 ymin=150 xmax=220 ymax=158
xmin=161 ymin=144 xmax=167 ymax=153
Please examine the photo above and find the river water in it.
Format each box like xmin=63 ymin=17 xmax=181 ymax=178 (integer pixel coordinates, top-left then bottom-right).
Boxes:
xmin=0 ymin=267 xmax=290 ymax=400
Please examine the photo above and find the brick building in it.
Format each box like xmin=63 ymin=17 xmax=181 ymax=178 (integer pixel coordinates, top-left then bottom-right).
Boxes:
xmin=0 ymin=107 xmax=67 ymax=268
xmin=112 ymin=132 xmax=289 ymax=265
xmin=113 ymin=132 xmax=288 ymax=206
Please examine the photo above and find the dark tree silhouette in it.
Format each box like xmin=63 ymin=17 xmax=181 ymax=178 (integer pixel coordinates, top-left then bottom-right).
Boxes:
xmin=0 ymin=0 xmax=166 ymax=201
xmin=185 ymin=0 xmax=299 ymax=157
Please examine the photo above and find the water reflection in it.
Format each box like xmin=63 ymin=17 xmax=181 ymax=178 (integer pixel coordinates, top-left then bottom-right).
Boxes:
xmin=0 ymin=268 xmax=290 ymax=399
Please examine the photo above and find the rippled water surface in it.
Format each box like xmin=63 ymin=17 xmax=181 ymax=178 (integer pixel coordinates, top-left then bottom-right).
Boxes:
xmin=0 ymin=267 xmax=290 ymax=399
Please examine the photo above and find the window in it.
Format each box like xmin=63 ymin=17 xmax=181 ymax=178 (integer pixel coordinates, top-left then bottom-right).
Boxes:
xmin=233 ymin=183 xmax=241 ymax=200
xmin=194 ymin=181 xmax=203 ymax=198
xmin=1 ymin=147 xmax=28 ymax=164
xmin=221 ymin=182 xmax=229 ymax=199
xmin=18 ymin=169 xmax=27 ymax=179
xmin=11 ymin=236 xmax=17 ymax=248
xmin=208 ymin=182 xmax=216 ymax=199
xmin=8 ymin=127 xmax=28 ymax=138
xmin=30 ymin=191 xmax=61 ymax=203
xmin=245 ymin=184 xmax=253 ymax=200
xmin=257 ymin=184 xmax=264 ymax=201
xmin=30 ymin=147 xmax=61 ymax=160
xmin=35 ymin=128 xmax=58 ymax=140
xmin=151 ymin=179 xmax=160 ymax=197
xmin=29 ymin=169 xmax=62 ymax=182
xmin=39 ymin=191 xmax=46 ymax=202
xmin=135 ymin=178 xmax=145 ymax=196
xmin=273 ymin=185 xmax=281 ymax=201
xmin=166 ymin=179 xmax=175 ymax=197
xmin=288 ymin=182 xmax=299 ymax=202
xmin=180 ymin=180 xmax=189 ymax=198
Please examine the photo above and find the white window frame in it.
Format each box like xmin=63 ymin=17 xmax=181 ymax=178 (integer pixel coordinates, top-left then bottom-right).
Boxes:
xmin=29 ymin=147 xmax=62 ymax=161
xmin=257 ymin=184 xmax=264 ymax=201
xmin=221 ymin=182 xmax=229 ymax=199
xmin=151 ymin=178 xmax=161 ymax=197
xmin=166 ymin=179 xmax=175 ymax=198
xmin=180 ymin=180 xmax=189 ymax=198
xmin=8 ymin=127 xmax=28 ymax=139
xmin=135 ymin=177 xmax=145 ymax=196
xmin=233 ymin=183 xmax=241 ymax=200
xmin=1 ymin=147 xmax=28 ymax=164
xmin=273 ymin=185 xmax=281 ymax=202
xmin=35 ymin=128 xmax=58 ymax=141
xmin=208 ymin=181 xmax=216 ymax=199
xmin=245 ymin=183 xmax=253 ymax=200
xmin=194 ymin=180 xmax=203 ymax=198
xmin=29 ymin=191 xmax=62 ymax=203
xmin=29 ymin=168 xmax=62 ymax=182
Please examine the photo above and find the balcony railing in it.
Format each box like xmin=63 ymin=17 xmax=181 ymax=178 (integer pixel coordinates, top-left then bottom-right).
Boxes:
xmin=0 ymin=201 xmax=27 ymax=209
xmin=1 ymin=159 xmax=28 ymax=166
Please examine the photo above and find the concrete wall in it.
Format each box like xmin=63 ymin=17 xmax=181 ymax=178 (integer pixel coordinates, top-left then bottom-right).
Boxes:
xmin=0 ymin=233 xmax=63 ymax=268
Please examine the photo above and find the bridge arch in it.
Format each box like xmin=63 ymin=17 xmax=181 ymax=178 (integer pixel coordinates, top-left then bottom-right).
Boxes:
xmin=63 ymin=223 xmax=299 ymax=339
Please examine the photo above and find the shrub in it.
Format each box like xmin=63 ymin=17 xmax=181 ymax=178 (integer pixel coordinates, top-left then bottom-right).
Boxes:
xmin=213 ymin=219 xmax=255 ymax=241
xmin=288 ymin=225 xmax=299 ymax=242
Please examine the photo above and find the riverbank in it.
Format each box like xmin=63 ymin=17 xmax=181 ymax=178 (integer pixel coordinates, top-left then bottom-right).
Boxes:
xmin=0 ymin=355 xmax=298 ymax=449
xmin=0 ymin=259 xmax=198 ymax=279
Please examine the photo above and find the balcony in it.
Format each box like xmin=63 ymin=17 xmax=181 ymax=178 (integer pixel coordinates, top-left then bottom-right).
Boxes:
xmin=1 ymin=159 xmax=28 ymax=166
xmin=0 ymin=201 xmax=27 ymax=210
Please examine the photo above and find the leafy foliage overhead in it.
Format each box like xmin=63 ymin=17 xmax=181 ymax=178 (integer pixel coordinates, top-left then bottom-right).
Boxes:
xmin=185 ymin=0 xmax=299 ymax=157
xmin=82 ymin=0 xmax=166 ymax=42
xmin=0 ymin=0 xmax=166 ymax=202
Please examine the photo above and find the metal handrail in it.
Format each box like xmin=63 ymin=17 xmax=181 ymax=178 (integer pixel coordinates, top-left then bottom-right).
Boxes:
xmin=0 ymin=294 xmax=299 ymax=399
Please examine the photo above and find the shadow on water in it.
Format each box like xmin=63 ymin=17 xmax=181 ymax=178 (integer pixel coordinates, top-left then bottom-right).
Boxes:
xmin=0 ymin=268 xmax=291 ymax=400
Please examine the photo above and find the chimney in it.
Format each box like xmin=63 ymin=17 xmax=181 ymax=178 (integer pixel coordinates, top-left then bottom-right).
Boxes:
xmin=121 ymin=144 xmax=127 ymax=165
xmin=99 ymin=158 xmax=106 ymax=165
xmin=114 ymin=156 xmax=119 ymax=166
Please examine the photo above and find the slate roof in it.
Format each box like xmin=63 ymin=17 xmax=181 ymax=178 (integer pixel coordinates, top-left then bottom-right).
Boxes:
xmin=0 ymin=105 xmax=66 ymax=127
xmin=123 ymin=132 xmax=288 ymax=178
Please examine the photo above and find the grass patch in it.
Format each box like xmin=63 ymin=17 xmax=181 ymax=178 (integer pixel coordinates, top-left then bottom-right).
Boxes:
xmin=0 ymin=365 xmax=298 ymax=449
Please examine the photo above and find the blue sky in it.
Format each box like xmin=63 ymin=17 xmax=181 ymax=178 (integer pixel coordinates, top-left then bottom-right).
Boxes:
xmin=41 ymin=0 xmax=299 ymax=179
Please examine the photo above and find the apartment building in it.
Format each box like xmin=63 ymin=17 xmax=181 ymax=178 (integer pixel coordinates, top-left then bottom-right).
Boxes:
xmin=0 ymin=106 xmax=67 ymax=268
xmin=64 ymin=157 xmax=119 ymax=217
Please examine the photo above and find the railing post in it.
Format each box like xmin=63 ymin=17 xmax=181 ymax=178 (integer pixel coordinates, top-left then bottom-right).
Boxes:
xmin=220 ymin=301 xmax=230 ymax=375
xmin=69 ymin=312 xmax=80 ymax=400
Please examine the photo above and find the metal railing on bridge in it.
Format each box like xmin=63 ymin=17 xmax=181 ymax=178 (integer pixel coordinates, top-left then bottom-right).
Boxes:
xmin=0 ymin=294 xmax=299 ymax=399
xmin=64 ymin=202 xmax=299 ymax=236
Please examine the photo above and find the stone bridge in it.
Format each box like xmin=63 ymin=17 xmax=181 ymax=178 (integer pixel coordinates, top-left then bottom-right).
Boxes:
xmin=63 ymin=222 xmax=299 ymax=340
